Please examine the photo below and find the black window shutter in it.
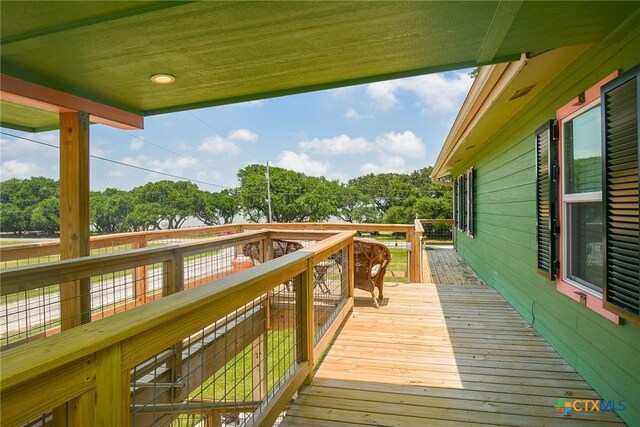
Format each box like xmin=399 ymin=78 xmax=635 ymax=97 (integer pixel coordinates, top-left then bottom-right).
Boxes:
xmin=602 ymin=67 xmax=640 ymax=325
xmin=453 ymin=177 xmax=458 ymax=229
xmin=457 ymin=175 xmax=465 ymax=231
xmin=461 ymin=173 xmax=467 ymax=231
xmin=535 ymin=120 xmax=559 ymax=280
xmin=468 ymin=168 xmax=476 ymax=237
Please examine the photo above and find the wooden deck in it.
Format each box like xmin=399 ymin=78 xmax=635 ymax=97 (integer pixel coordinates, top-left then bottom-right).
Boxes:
xmin=423 ymin=245 xmax=483 ymax=285
xmin=281 ymin=251 xmax=624 ymax=426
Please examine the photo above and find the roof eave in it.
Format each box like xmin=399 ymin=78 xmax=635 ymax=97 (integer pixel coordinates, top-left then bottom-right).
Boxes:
xmin=431 ymin=56 xmax=527 ymax=180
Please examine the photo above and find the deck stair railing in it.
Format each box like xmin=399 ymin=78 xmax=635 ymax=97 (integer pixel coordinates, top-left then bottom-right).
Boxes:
xmin=0 ymin=230 xmax=356 ymax=426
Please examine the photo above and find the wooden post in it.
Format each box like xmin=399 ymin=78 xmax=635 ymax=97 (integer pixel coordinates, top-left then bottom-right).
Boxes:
xmin=94 ymin=344 xmax=129 ymax=427
xmin=298 ymin=259 xmax=315 ymax=384
xmin=347 ymin=242 xmax=355 ymax=299
xmin=414 ymin=230 xmax=423 ymax=283
xmin=411 ymin=220 xmax=424 ymax=283
xmin=163 ymin=250 xmax=184 ymax=297
xmin=264 ymin=235 xmax=274 ymax=262
xmin=67 ymin=391 xmax=94 ymax=426
xmin=405 ymin=232 xmax=413 ymax=283
xmin=133 ymin=237 xmax=148 ymax=305
xmin=59 ymin=111 xmax=91 ymax=329
xmin=251 ymin=303 xmax=267 ymax=402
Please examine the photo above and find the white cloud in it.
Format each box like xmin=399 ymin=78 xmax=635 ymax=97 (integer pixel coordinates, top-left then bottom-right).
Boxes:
xmin=274 ymin=151 xmax=328 ymax=177
xmin=360 ymin=156 xmax=405 ymax=175
xmin=366 ymin=72 xmax=472 ymax=113
xmin=0 ymin=160 xmax=43 ymax=179
xmin=375 ymin=131 xmax=426 ymax=158
xmin=299 ymin=135 xmax=370 ymax=155
xmin=197 ymin=129 xmax=258 ymax=154
xmin=130 ymin=137 xmax=145 ymax=150
xmin=197 ymin=136 xmax=240 ymax=155
xmin=344 ymin=109 xmax=372 ymax=121
xmin=229 ymin=129 xmax=258 ymax=142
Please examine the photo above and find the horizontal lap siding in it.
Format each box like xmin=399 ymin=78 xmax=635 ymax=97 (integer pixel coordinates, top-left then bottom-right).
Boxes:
xmin=453 ymin=35 xmax=640 ymax=426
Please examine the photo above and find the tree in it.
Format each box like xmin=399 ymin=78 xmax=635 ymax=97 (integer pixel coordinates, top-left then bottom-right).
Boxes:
xmin=0 ymin=177 xmax=59 ymax=234
xmin=90 ymin=189 xmax=134 ymax=234
xmin=129 ymin=180 xmax=203 ymax=229
xmin=348 ymin=173 xmax=419 ymax=214
xmin=335 ymin=186 xmax=380 ymax=223
xmin=0 ymin=203 xmax=28 ymax=233
xmin=30 ymin=197 xmax=59 ymax=235
xmin=196 ymin=189 xmax=241 ymax=225
xmin=237 ymin=164 xmax=339 ymax=222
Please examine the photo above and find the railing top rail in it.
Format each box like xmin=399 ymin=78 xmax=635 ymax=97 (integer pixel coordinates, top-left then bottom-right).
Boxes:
xmin=417 ymin=218 xmax=454 ymax=224
xmin=240 ymin=222 xmax=414 ymax=233
xmin=0 ymin=230 xmax=356 ymax=391
xmin=0 ymin=229 xmax=270 ymax=295
xmin=0 ymin=223 xmax=414 ymax=262
xmin=299 ymin=231 xmax=356 ymax=264
xmin=0 ymin=224 xmax=243 ymax=261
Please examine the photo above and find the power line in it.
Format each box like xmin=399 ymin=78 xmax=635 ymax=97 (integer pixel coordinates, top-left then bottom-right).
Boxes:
xmin=188 ymin=111 xmax=266 ymax=164
xmin=111 ymin=127 xmax=235 ymax=176
xmin=1 ymin=131 xmax=231 ymax=189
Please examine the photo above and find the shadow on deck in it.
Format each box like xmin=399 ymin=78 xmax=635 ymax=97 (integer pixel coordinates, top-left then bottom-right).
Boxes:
xmin=281 ymin=248 xmax=624 ymax=426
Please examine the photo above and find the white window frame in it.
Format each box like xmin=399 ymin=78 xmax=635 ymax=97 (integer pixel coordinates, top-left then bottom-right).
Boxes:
xmin=560 ymin=99 xmax=603 ymax=296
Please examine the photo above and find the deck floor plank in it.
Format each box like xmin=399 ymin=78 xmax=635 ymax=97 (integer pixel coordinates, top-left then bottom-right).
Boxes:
xmin=281 ymin=248 xmax=624 ymax=426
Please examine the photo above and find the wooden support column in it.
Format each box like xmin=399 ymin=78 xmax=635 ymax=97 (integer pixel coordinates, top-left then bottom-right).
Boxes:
xmin=59 ymin=111 xmax=91 ymax=329
xmin=55 ymin=112 xmax=92 ymax=427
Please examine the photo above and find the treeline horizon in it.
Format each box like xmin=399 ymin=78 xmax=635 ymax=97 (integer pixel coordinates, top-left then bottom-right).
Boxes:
xmin=0 ymin=165 xmax=452 ymax=235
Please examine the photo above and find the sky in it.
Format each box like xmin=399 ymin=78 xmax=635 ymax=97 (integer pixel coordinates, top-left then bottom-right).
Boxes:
xmin=0 ymin=70 xmax=473 ymax=192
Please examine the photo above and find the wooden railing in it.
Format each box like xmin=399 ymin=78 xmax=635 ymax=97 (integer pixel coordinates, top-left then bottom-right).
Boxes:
xmin=417 ymin=218 xmax=453 ymax=244
xmin=0 ymin=222 xmax=423 ymax=282
xmin=0 ymin=230 xmax=356 ymax=426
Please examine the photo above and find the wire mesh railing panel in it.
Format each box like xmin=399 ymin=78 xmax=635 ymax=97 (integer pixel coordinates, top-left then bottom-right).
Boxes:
xmin=1 ymin=262 xmax=167 ymax=348
xmin=1 ymin=284 xmax=61 ymax=348
xmin=1 ymin=253 xmax=60 ymax=270
xmin=313 ymin=246 xmax=349 ymax=345
xmin=131 ymin=276 xmax=300 ymax=427
xmin=183 ymin=246 xmax=236 ymax=290
xmin=422 ymin=221 xmax=453 ymax=243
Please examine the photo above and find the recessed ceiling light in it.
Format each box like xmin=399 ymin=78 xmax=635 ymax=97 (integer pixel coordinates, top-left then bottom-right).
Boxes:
xmin=150 ymin=74 xmax=175 ymax=84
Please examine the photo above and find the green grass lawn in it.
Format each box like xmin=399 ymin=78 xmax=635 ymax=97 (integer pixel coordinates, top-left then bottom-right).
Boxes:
xmin=194 ymin=329 xmax=295 ymax=402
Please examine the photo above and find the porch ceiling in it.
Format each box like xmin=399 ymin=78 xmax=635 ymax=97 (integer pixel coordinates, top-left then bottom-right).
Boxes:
xmin=1 ymin=1 xmax=638 ymax=132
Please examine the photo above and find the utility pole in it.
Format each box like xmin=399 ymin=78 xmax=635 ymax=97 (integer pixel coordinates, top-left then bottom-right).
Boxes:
xmin=265 ymin=162 xmax=273 ymax=223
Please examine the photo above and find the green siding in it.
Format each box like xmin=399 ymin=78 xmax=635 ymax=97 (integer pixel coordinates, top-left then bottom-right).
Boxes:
xmin=452 ymin=33 xmax=640 ymax=425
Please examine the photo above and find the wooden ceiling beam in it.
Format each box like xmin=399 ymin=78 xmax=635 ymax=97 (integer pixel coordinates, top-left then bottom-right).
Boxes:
xmin=0 ymin=74 xmax=143 ymax=130
xmin=476 ymin=1 xmax=523 ymax=65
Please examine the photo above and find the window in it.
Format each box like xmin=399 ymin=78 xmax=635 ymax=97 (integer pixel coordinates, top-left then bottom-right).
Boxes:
xmin=546 ymin=67 xmax=639 ymax=325
xmin=563 ymin=104 xmax=604 ymax=292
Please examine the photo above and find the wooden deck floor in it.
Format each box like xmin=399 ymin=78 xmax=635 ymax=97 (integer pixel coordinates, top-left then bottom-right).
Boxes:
xmin=423 ymin=245 xmax=483 ymax=285
xmin=281 ymin=251 xmax=624 ymax=426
